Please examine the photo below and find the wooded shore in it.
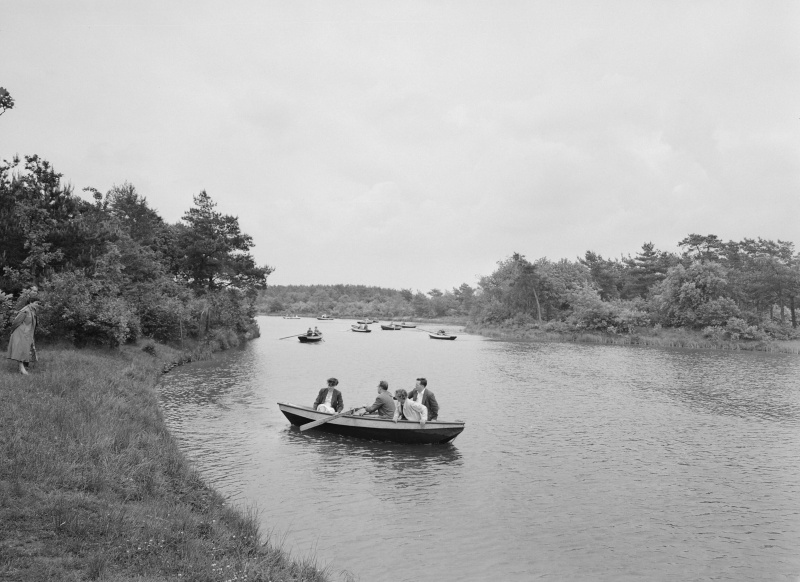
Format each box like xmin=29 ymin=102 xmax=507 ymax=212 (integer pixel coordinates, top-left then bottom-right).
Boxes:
xmin=464 ymin=322 xmax=800 ymax=354
xmin=0 ymin=342 xmax=333 ymax=582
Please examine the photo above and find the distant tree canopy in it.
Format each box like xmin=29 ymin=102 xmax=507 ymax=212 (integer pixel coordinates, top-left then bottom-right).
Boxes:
xmin=257 ymin=283 xmax=475 ymax=320
xmin=469 ymin=236 xmax=798 ymax=339
xmin=0 ymin=155 xmax=273 ymax=346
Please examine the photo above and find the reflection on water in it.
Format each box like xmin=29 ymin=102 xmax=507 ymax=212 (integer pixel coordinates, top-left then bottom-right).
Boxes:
xmin=159 ymin=317 xmax=800 ymax=582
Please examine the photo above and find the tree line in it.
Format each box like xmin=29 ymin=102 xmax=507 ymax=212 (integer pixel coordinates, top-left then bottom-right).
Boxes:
xmin=261 ymin=234 xmax=799 ymax=341
xmin=0 ymin=155 xmax=273 ymax=347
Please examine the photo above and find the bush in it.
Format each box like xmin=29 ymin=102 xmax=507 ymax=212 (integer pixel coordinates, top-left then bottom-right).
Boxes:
xmin=567 ymin=285 xmax=648 ymax=333
xmin=0 ymin=290 xmax=14 ymax=340
xmin=39 ymin=271 xmax=139 ymax=347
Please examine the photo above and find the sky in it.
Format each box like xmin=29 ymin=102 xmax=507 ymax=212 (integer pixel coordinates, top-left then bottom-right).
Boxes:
xmin=2 ymin=1 xmax=799 ymax=292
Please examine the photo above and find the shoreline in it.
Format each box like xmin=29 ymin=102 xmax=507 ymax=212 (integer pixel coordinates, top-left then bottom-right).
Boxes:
xmin=0 ymin=340 xmax=334 ymax=582
xmin=463 ymin=323 xmax=800 ymax=354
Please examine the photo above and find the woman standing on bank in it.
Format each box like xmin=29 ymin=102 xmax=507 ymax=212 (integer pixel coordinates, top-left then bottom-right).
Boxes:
xmin=6 ymin=294 xmax=40 ymax=375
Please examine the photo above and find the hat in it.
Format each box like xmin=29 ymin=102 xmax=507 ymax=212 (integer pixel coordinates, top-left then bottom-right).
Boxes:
xmin=378 ymin=380 xmax=388 ymax=390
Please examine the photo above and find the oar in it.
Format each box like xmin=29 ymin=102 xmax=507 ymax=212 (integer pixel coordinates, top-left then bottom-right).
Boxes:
xmin=300 ymin=408 xmax=356 ymax=431
xmin=278 ymin=333 xmax=307 ymax=340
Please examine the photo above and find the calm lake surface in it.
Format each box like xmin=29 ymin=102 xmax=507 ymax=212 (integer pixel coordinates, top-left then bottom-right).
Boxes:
xmin=159 ymin=316 xmax=800 ymax=582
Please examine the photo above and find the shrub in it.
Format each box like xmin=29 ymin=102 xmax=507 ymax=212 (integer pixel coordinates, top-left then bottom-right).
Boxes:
xmin=39 ymin=271 xmax=139 ymax=347
xmin=567 ymin=285 xmax=648 ymax=333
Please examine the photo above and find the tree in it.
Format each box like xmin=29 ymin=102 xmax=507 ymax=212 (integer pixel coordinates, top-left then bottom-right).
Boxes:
xmin=651 ymin=261 xmax=741 ymax=328
xmin=678 ymin=233 xmax=727 ymax=263
xmin=622 ymin=242 xmax=676 ymax=298
xmin=734 ymin=238 xmax=798 ymax=326
xmin=0 ymin=87 xmax=13 ymax=116
xmin=580 ymin=251 xmax=624 ymax=300
xmin=171 ymin=191 xmax=273 ymax=292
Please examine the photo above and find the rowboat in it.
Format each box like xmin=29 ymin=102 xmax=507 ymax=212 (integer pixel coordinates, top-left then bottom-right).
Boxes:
xmin=283 ymin=315 xmax=301 ymax=319
xmin=381 ymin=323 xmax=402 ymax=330
xmin=351 ymin=324 xmax=371 ymax=333
xmin=317 ymin=315 xmax=334 ymax=320
xmin=298 ymin=334 xmax=322 ymax=343
xmin=400 ymin=322 xmax=417 ymax=328
xmin=357 ymin=318 xmax=380 ymax=324
xmin=429 ymin=330 xmax=457 ymax=340
xmin=278 ymin=402 xmax=465 ymax=444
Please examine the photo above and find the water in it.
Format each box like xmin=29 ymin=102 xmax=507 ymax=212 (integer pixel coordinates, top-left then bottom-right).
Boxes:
xmin=159 ymin=316 xmax=800 ymax=581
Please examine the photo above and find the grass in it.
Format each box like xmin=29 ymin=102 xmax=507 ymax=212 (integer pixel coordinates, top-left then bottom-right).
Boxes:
xmin=0 ymin=343 xmax=337 ymax=582
xmin=464 ymin=323 xmax=800 ymax=354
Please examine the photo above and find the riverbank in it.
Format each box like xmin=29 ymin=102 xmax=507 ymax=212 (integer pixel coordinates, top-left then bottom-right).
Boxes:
xmin=0 ymin=342 xmax=332 ymax=582
xmin=464 ymin=322 xmax=800 ymax=354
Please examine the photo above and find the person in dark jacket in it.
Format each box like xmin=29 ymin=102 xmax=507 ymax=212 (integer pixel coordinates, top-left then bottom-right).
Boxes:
xmin=408 ymin=377 xmax=439 ymax=421
xmin=313 ymin=377 xmax=344 ymax=413
xmin=357 ymin=380 xmax=396 ymax=418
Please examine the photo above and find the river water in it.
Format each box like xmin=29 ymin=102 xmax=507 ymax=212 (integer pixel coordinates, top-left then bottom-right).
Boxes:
xmin=158 ymin=316 xmax=800 ymax=582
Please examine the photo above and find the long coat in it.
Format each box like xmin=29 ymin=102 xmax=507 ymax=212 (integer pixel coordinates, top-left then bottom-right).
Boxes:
xmin=6 ymin=304 xmax=38 ymax=362
xmin=313 ymin=387 xmax=344 ymax=412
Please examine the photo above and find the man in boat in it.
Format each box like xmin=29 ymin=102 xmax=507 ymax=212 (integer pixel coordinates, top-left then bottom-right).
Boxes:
xmin=314 ymin=326 xmax=321 ymax=335
xmin=392 ymin=389 xmax=427 ymax=426
xmin=313 ymin=378 xmax=344 ymax=413
xmin=306 ymin=327 xmax=314 ymax=336
xmin=408 ymin=377 xmax=439 ymax=421
xmin=355 ymin=380 xmax=396 ymax=418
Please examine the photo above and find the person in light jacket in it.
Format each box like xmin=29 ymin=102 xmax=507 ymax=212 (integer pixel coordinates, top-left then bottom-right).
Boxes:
xmin=6 ymin=294 xmax=40 ymax=375
xmin=393 ymin=388 xmax=427 ymax=427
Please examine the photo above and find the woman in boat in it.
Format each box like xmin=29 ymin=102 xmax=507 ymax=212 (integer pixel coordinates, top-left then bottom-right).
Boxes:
xmin=392 ymin=388 xmax=427 ymax=427
xmin=313 ymin=378 xmax=344 ymax=413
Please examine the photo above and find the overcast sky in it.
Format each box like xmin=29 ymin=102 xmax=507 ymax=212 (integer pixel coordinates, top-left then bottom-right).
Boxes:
xmin=2 ymin=1 xmax=799 ymax=292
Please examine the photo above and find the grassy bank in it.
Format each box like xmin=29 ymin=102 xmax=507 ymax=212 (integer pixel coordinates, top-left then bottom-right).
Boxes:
xmin=0 ymin=343 xmax=333 ymax=582
xmin=464 ymin=322 xmax=800 ymax=354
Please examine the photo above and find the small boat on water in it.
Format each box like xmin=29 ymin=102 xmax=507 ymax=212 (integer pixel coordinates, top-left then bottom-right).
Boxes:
xmin=278 ymin=402 xmax=465 ymax=444
xmin=381 ymin=323 xmax=402 ymax=330
xmin=298 ymin=333 xmax=323 ymax=343
xmin=357 ymin=318 xmax=380 ymax=324
xmin=283 ymin=314 xmax=301 ymax=319
xmin=400 ymin=322 xmax=417 ymax=328
xmin=429 ymin=329 xmax=457 ymax=340
xmin=351 ymin=324 xmax=371 ymax=333
xmin=317 ymin=314 xmax=334 ymax=320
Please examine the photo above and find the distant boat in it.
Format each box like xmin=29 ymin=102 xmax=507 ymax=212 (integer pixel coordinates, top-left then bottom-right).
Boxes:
xmin=317 ymin=315 xmax=334 ymax=320
xmin=357 ymin=318 xmax=379 ymax=324
xmin=283 ymin=315 xmax=301 ymax=319
xmin=429 ymin=330 xmax=457 ymax=340
xmin=381 ymin=323 xmax=402 ymax=330
xmin=351 ymin=324 xmax=371 ymax=333
xmin=400 ymin=322 xmax=417 ymax=328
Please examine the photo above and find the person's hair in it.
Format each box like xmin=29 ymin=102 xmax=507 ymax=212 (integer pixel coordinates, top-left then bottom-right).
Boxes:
xmin=394 ymin=388 xmax=408 ymax=399
xmin=327 ymin=378 xmax=338 ymax=386
xmin=378 ymin=380 xmax=388 ymax=390
xmin=416 ymin=377 xmax=427 ymax=387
